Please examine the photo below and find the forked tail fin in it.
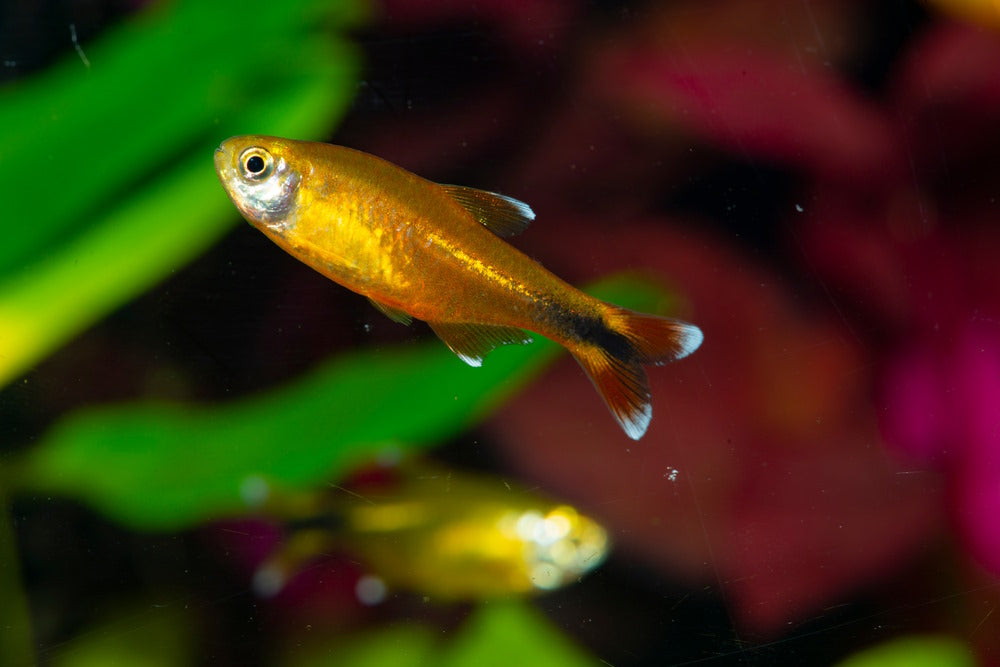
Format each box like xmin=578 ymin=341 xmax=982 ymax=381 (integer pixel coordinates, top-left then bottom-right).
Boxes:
xmin=570 ymin=306 xmax=703 ymax=440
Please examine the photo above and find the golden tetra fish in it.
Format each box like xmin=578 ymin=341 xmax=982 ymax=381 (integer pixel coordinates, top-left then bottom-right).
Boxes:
xmin=214 ymin=136 xmax=702 ymax=439
xmin=253 ymin=464 xmax=610 ymax=600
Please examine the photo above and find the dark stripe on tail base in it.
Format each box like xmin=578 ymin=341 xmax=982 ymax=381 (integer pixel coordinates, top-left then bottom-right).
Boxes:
xmin=568 ymin=306 xmax=702 ymax=440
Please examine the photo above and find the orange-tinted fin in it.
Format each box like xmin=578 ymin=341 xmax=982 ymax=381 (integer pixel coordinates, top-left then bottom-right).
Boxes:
xmin=440 ymin=184 xmax=535 ymax=237
xmin=428 ymin=321 xmax=533 ymax=367
xmin=571 ymin=307 xmax=703 ymax=440
xmin=603 ymin=306 xmax=703 ymax=366
xmin=367 ymin=297 xmax=413 ymax=325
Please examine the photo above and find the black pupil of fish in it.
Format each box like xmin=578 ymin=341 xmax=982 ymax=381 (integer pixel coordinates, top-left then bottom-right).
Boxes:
xmin=246 ymin=155 xmax=265 ymax=174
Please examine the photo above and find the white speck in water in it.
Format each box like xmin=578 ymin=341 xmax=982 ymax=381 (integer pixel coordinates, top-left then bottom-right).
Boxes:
xmin=252 ymin=565 xmax=285 ymax=597
xmin=69 ymin=24 xmax=91 ymax=68
xmin=663 ymin=467 xmax=679 ymax=482
xmin=363 ymin=322 xmax=372 ymax=333
xmin=3 ymin=60 xmax=15 ymax=68
xmin=239 ymin=474 xmax=270 ymax=507
xmin=795 ymin=203 xmax=804 ymax=213
xmin=355 ymin=575 xmax=388 ymax=605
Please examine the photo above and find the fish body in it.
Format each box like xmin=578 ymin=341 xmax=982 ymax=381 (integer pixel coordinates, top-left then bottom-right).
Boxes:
xmin=256 ymin=464 xmax=610 ymax=599
xmin=214 ymin=135 xmax=702 ymax=439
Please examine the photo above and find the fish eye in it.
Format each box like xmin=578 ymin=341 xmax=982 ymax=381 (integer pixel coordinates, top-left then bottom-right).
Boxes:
xmin=246 ymin=155 xmax=265 ymax=173
xmin=238 ymin=148 xmax=274 ymax=180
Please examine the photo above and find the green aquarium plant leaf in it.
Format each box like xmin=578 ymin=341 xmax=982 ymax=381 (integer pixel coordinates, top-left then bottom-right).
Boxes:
xmin=47 ymin=602 xmax=195 ymax=667
xmin=438 ymin=601 xmax=601 ymax=667
xmin=285 ymin=600 xmax=600 ymax=667
xmin=833 ymin=635 xmax=977 ymax=667
xmin=18 ymin=276 xmax=679 ymax=530
xmin=287 ymin=625 xmax=437 ymax=667
xmin=0 ymin=0 xmax=365 ymax=387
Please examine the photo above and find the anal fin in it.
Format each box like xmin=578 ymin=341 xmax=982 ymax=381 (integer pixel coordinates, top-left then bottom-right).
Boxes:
xmin=428 ymin=321 xmax=533 ymax=367
xmin=368 ymin=297 xmax=413 ymax=325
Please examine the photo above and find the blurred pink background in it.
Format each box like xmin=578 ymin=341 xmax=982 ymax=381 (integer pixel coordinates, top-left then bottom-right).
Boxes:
xmin=331 ymin=0 xmax=1000 ymax=655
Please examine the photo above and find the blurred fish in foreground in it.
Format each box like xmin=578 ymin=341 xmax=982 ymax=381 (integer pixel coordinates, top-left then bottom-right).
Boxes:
xmin=253 ymin=464 xmax=609 ymax=601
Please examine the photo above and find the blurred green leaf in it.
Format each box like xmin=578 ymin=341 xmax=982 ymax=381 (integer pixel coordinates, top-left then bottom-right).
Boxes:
xmin=834 ymin=635 xmax=977 ymax=667
xmin=0 ymin=0 xmax=364 ymax=386
xmin=47 ymin=603 xmax=194 ymax=667
xmin=18 ymin=276 xmax=677 ymax=530
xmin=288 ymin=625 xmax=437 ymax=667
xmin=439 ymin=601 xmax=600 ymax=667
xmin=286 ymin=601 xmax=600 ymax=667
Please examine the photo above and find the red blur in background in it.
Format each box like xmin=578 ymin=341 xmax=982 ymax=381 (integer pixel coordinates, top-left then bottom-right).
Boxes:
xmin=339 ymin=0 xmax=1000 ymax=651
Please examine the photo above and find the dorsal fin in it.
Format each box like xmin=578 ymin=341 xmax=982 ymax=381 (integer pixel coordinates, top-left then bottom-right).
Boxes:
xmin=440 ymin=185 xmax=535 ymax=237
xmin=367 ymin=297 xmax=413 ymax=325
xmin=427 ymin=321 xmax=533 ymax=367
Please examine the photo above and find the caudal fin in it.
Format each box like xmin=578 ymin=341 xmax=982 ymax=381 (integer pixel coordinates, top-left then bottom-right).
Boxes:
xmin=570 ymin=307 xmax=702 ymax=440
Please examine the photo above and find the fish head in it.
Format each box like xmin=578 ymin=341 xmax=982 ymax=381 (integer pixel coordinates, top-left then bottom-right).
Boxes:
xmin=214 ymin=135 xmax=304 ymax=233
xmin=507 ymin=504 xmax=610 ymax=591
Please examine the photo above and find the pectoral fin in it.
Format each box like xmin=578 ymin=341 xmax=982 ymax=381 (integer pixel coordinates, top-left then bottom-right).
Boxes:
xmin=440 ymin=185 xmax=535 ymax=237
xmin=367 ymin=297 xmax=413 ymax=325
xmin=428 ymin=321 xmax=533 ymax=367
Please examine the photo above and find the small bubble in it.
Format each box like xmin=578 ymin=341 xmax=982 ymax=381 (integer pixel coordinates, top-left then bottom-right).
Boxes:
xmin=240 ymin=475 xmax=270 ymax=507
xmin=252 ymin=565 xmax=285 ymax=597
xmin=355 ymin=575 xmax=387 ymax=605
xmin=795 ymin=204 xmax=804 ymax=213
